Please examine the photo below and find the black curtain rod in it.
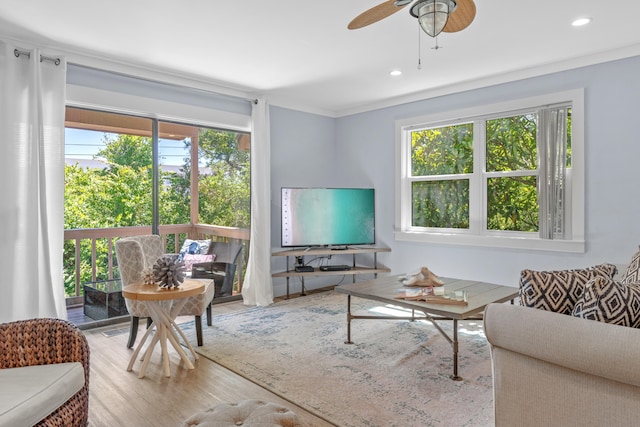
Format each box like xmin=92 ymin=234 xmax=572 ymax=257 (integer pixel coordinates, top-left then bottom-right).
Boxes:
xmin=14 ymin=48 xmax=61 ymax=66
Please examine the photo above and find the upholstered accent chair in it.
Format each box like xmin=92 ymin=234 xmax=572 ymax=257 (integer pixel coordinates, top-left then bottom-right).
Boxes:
xmin=0 ymin=318 xmax=90 ymax=427
xmin=115 ymin=235 xmax=215 ymax=348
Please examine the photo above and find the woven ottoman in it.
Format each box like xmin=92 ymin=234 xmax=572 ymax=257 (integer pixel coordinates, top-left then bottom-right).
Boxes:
xmin=181 ymin=399 xmax=301 ymax=427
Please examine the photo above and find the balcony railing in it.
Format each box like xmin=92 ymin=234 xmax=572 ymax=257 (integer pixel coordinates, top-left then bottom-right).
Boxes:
xmin=64 ymin=223 xmax=251 ymax=307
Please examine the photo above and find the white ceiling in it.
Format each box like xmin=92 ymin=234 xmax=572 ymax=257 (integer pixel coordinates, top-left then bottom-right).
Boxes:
xmin=2 ymin=0 xmax=640 ymax=116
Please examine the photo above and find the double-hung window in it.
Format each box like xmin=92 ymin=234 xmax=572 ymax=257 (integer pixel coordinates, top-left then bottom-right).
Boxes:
xmin=395 ymin=90 xmax=584 ymax=252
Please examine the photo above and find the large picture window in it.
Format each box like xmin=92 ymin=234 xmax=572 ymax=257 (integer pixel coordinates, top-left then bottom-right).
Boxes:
xmin=396 ymin=90 xmax=584 ymax=252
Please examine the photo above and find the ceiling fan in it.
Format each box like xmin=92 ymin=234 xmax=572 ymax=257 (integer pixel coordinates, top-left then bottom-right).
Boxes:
xmin=348 ymin=0 xmax=476 ymax=37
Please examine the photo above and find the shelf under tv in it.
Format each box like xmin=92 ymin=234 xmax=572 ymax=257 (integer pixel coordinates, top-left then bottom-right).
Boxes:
xmin=272 ymin=246 xmax=391 ymax=298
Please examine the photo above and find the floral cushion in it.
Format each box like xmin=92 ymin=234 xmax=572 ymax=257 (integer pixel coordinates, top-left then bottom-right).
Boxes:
xmin=519 ymin=263 xmax=618 ymax=315
xmin=182 ymin=253 xmax=215 ymax=273
xmin=572 ymin=276 xmax=640 ymax=328
xmin=620 ymin=246 xmax=640 ymax=284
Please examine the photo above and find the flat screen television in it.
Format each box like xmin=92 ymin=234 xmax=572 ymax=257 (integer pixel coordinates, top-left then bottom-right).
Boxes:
xmin=281 ymin=187 xmax=375 ymax=248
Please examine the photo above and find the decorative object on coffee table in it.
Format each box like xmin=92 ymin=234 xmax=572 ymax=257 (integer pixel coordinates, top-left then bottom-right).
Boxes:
xmin=153 ymin=254 xmax=186 ymax=289
xmin=402 ymin=266 xmax=444 ymax=287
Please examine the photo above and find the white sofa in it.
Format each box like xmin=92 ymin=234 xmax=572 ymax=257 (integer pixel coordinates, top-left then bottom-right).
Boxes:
xmin=484 ymin=303 xmax=640 ymax=427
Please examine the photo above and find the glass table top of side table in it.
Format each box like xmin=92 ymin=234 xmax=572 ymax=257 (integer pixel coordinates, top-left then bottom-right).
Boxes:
xmin=83 ymin=278 xmax=129 ymax=321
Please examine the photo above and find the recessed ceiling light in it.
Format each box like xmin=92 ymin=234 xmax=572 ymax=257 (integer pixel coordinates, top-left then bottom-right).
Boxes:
xmin=390 ymin=70 xmax=402 ymax=77
xmin=572 ymin=17 xmax=591 ymax=27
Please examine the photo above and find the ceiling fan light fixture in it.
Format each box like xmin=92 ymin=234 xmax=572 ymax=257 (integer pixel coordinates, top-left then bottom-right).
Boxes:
xmin=410 ymin=0 xmax=457 ymax=37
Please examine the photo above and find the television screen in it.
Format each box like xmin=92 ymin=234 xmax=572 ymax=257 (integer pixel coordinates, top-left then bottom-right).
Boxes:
xmin=281 ymin=187 xmax=375 ymax=248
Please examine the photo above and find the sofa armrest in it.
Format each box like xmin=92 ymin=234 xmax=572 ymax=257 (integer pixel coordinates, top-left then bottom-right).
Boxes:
xmin=485 ymin=304 xmax=640 ymax=427
xmin=484 ymin=303 xmax=640 ymax=387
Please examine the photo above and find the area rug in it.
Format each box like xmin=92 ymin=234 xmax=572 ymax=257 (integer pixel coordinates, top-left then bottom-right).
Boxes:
xmin=181 ymin=291 xmax=494 ymax=427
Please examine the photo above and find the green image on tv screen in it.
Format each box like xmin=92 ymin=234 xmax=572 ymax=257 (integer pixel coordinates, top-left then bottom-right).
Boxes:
xmin=281 ymin=187 xmax=375 ymax=247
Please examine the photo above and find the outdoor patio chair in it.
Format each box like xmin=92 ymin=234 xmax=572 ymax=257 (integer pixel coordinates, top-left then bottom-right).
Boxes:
xmin=191 ymin=241 xmax=243 ymax=320
xmin=115 ymin=235 xmax=215 ymax=348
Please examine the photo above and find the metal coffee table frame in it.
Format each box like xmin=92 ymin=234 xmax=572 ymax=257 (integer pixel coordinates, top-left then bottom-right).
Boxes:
xmin=335 ymin=275 xmax=517 ymax=381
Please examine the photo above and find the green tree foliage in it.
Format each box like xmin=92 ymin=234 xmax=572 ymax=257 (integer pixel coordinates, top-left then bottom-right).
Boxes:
xmin=64 ymin=129 xmax=250 ymax=297
xmin=411 ymin=124 xmax=473 ymax=228
xmin=410 ymin=112 xmax=569 ymax=233
xmin=96 ymin=134 xmax=153 ymax=170
xmin=411 ymin=124 xmax=474 ymax=176
xmin=196 ymin=130 xmax=250 ymax=228
xmin=412 ymin=180 xmax=470 ymax=228
xmin=485 ymin=115 xmax=538 ymax=232
xmin=485 ymin=114 xmax=537 ymax=172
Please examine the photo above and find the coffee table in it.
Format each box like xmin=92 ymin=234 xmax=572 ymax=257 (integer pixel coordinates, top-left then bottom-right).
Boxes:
xmin=335 ymin=275 xmax=518 ymax=380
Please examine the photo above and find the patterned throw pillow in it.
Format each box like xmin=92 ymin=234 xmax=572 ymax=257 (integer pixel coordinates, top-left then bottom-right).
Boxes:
xmin=182 ymin=253 xmax=216 ymax=273
xmin=620 ymin=246 xmax=640 ymax=284
xmin=178 ymin=239 xmax=211 ymax=258
xmin=572 ymin=276 xmax=640 ymax=328
xmin=519 ymin=263 xmax=618 ymax=315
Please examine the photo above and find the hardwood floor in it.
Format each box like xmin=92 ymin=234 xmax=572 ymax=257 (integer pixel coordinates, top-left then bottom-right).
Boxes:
xmin=83 ymin=295 xmax=335 ymax=427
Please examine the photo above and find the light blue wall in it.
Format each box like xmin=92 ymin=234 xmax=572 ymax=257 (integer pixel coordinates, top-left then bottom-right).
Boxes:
xmin=270 ymin=106 xmax=336 ymax=245
xmin=270 ymin=55 xmax=640 ymax=291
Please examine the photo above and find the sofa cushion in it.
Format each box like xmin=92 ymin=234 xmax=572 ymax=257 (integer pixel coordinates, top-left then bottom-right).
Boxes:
xmin=183 ymin=253 xmax=215 ymax=273
xmin=620 ymin=246 xmax=640 ymax=284
xmin=0 ymin=362 xmax=85 ymax=426
xmin=519 ymin=263 xmax=618 ymax=315
xmin=572 ymin=276 xmax=640 ymax=328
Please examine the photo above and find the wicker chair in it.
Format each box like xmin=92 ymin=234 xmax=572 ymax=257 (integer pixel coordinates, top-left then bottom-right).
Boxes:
xmin=0 ymin=318 xmax=90 ymax=427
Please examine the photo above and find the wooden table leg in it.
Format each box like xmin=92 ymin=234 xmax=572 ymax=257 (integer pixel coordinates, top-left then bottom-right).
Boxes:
xmin=138 ymin=331 xmax=161 ymax=379
xmin=127 ymin=321 xmax=156 ymax=372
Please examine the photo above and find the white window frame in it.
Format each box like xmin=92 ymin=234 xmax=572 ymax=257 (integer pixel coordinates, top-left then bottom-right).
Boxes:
xmin=395 ymin=89 xmax=585 ymax=253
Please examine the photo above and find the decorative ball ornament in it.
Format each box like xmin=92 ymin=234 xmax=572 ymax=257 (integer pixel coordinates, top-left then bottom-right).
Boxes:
xmin=152 ymin=255 xmax=186 ymax=289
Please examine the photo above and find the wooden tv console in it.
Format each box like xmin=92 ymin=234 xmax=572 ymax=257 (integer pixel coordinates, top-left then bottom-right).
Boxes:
xmin=272 ymin=246 xmax=391 ymax=298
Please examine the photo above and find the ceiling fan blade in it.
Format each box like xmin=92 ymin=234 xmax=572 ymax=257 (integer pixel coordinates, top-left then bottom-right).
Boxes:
xmin=443 ymin=0 xmax=476 ymax=33
xmin=348 ymin=0 xmax=409 ymax=30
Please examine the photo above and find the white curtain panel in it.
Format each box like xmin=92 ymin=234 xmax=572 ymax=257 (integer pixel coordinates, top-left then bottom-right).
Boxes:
xmin=0 ymin=40 xmax=67 ymax=322
xmin=539 ymin=107 xmax=567 ymax=240
xmin=241 ymin=98 xmax=274 ymax=306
